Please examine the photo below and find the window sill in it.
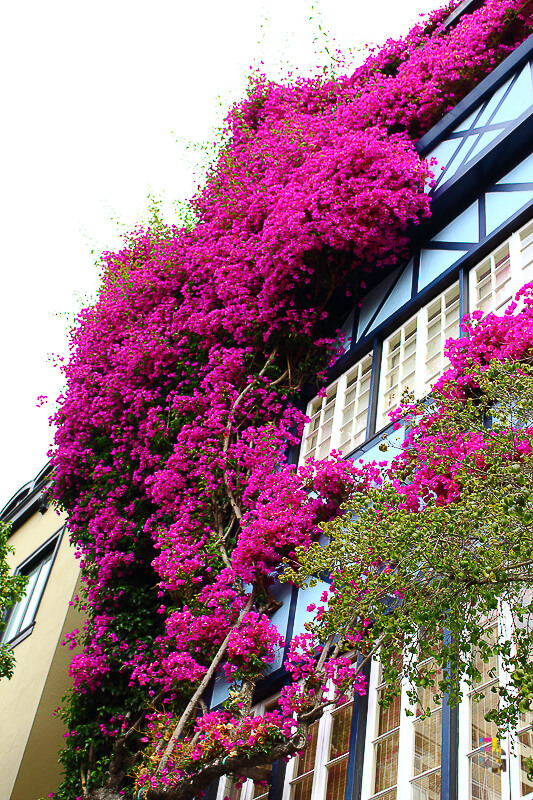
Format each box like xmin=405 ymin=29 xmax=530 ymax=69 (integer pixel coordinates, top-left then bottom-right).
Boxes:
xmin=4 ymin=621 xmax=36 ymax=648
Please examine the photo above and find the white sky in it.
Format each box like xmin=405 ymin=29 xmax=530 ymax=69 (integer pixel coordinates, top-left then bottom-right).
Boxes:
xmin=0 ymin=0 xmax=447 ymax=508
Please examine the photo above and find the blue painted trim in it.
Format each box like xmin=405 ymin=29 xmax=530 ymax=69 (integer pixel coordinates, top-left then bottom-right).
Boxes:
xmin=442 ymin=0 xmax=484 ymax=31
xmin=268 ymin=756 xmax=284 ymax=800
xmin=490 ymin=182 xmax=533 ymax=191
xmin=441 ymin=630 xmax=459 ymax=800
xmin=417 ymin=33 xmax=533 ymax=155
xmin=284 ymin=585 xmax=299 ymax=655
xmin=367 ymin=338 xmax=382 ymax=439
xmin=423 ymin=242 xmax=476 ymax=250
xmin=427 ymin=110 xmax=533 ymax=232
xmin=360 ymin=264 xmax=406 ymax=340
xmin=459 ymin=267 xmax=467 ymax=321
xmin=435 ymin=107 xmax=533 ymax=197
xmin=479 ymin=193 xmax=486 ymax=240
xmin=432 ymin=83 xmax=495 ymax=192
xmin=411 ymin=251 xmax=420 ymax=299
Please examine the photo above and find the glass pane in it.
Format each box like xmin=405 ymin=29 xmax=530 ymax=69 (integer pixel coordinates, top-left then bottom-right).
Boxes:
xmin=411 ymin=769 xmax=441 ymax=800
xmin=325 ymin=756 xmax=349 ymax=800
xmin=377 ymin=689 xmax=401 ymax=736
xmin=427 ymin=336 xmax=441 ymax=359
xmin=329 ymin=703 xmax=353 ymax=760
xmin=360 ymin=374 xmax=372 ymax=394
xmin=519 ymin=728 xmax=533 ymax=797
xmin=295 ymin=722 xmax=318 ymax=777
xmin=471 ymin=684 xmax=499 ymax=750
xmin=469 ymin=750 xmax=502 ymax=800
xmin=521 ymin=222 xmax=533 ymax=282
xmin=413 ymin=709 xmax=442 ymax=777
xmin=21 ymin=552 xmax=53 ymax=630
xmin=374 ymin=730 xmax=399 ymax=793
xmin=2 ymin=566 xmax=40 ymax=642
xmin=416 ymin=664 xmax=443 ymax=713
xmin=494 ymin=255 xmax=510 ymax=286
xmin=318 ymin=436 xmax=332 ymax=457
xmin=342 ymin=403 xmax=356 ymax=425
xmin=291 ymin=774 xmax=314 ymax=800
xmin=326 ymin=386 xmax=337 ymax=403
xmin=305 ymin=433 xmax=318 ymax=453
xmin=310 ymin=398 xmax=322 ymax=415
xmin=324 ymin=404 xmax=335 ymax=422
xmin=345 ymin=388 xmax=357 ymax=407
xmin=473 ymin=630 xmax=498 ymax=685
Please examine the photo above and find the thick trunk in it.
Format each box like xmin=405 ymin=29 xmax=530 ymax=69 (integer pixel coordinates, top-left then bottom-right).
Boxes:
xmin=85 ymin=726 xmax=309 ymax=800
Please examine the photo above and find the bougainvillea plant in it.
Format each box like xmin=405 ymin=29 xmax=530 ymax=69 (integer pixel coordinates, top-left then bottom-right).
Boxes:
xmin=46 ymin=1 xmax=533 ymax=798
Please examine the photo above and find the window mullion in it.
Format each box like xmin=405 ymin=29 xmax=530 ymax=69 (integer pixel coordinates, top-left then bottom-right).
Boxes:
xmin=331 ymin=373 xmax=348 ymax=454
xmin=509 ymin=229 xmax=523 ymax=298
xmin=396 ymin=676 xmax=415 ymax=797
xmin=491 ymin=252 xmax=497 ymax=314
xmin=312 ymin=709 xmax=333 ymax=800
xmin=415 ymin=305 xmax=427 ymax=400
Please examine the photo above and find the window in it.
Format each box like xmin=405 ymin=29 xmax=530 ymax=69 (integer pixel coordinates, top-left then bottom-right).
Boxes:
xmin=368 ymin=668 xmax=401 ymax=798
xmin=519 ymin=221 xmax=533 ymax=286
xmin=456 ymin=618 xmax=533 ymax=800
xmin=1 ymin=532 xmax=60 ymax=645
xmin=470 ymin=242 xmax=512 ymax=316
xmin=470 ymin=219 xmax=533 ymax=316
xmin=303 ymin=384 xmax=340 ymax=461
xmin=516 ymin=710 xmax=533 ymax=799
xmin=424 ymin=284 xmax=460 ymax=393
xmin=361 ymin=658 xmax=443 ymax=800
xmin=465 ymin=628 xmax=502 ymax=800
xmin=324 ymin=701 xmax=354 ymax=800
xmin=301 ymin=352 xmax=373 ymax=462
xmin=378 ymin=282 xmax=460 ymax=430
xmin=411 ymin=663 xmax=442 ymax=800
xmin=338 ymin=355 xmax=374 ymax=454
xmin=380 ymin=316 xmax=418 ymax=431
xmin=283 ymin=697 xmax=356 ymax=800
xmin=288 ymin=719 xmax=319 ymax=800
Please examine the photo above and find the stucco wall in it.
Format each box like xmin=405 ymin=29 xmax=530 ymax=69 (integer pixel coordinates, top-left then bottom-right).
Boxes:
xmin=0 ymin=506 xmax=83 ymax=800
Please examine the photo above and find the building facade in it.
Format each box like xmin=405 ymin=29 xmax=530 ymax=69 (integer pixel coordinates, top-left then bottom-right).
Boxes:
xmin=210 ymin=14 xmax=533 ymax=800
xmin=0 ymin=465 xmax=83 ymax=800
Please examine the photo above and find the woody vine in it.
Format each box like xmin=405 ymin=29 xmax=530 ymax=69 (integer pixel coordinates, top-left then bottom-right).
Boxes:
xmin=41 ymin=1 xmax=533 ymax=798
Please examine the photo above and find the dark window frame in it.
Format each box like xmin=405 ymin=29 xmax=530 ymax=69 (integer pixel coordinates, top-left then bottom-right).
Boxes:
xmin=1 ymin=526 xmax=64 ymax=647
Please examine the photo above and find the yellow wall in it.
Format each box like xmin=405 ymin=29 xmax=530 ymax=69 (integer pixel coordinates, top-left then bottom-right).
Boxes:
xmin=0 ymin=505 xmax=83 ymax=800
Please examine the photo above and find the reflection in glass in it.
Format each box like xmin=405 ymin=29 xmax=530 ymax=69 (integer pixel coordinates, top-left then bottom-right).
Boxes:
xmin=374 ymin=730 xmax=400 ymax=793
xmin=411 ymin=768 xmax=441 ymax=800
